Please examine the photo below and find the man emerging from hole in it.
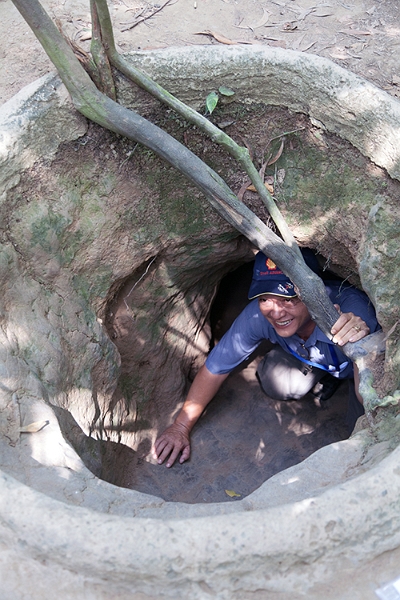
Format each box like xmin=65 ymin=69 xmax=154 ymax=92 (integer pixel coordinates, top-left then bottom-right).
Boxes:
xmin=154 ymin=252 xmax=379 ymax=468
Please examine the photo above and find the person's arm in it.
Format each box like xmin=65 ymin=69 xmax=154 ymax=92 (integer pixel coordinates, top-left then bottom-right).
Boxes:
xmin=153 ymin=365 xmax=229 ymax=468
xmin=154 ymin=301 xmax=266 ymax=468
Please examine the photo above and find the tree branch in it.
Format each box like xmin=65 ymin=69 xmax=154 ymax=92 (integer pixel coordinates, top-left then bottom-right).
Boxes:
xmin=11 ymin=0 xmax=387 ymax=412
xmin=92 ymin=0 xmax=300 ymax=255
xmin=89 ymin=0 xmax=116 ymax=100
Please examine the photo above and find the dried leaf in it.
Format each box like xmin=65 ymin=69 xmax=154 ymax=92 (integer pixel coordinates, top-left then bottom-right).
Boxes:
xmin=235 ymin=8 xmax=270 ymax=30
xmin=19 ymin=420 xmax=49 ymax=433
xmin=195 ymin=31 xmax=237 ymax=45
xmin=294 ymin=8 xmax=315 ymax=22
xmin=237 ymin=180 xmax=251 ymax=201
xmin=217 ymin=119 xmax=236 ymax=129
xmin=339 ymin=29 xmax=372 ymax=37
xmin=247 ymin=182 xmax=274 ymax=194
xmin=267 ymin=138 xmax=285 ymax=165
xmin=252 ymin=8 xmax=270 ymax=29
xmin=266 ymin=39 xmax=287 ymax=48
xmin=225 ymin=489 xmax=241 ymax=498
xmin=302 ymin=41 xmax=316 ymax=51
xmin=78 ymin=31 xmax=92 ymax=41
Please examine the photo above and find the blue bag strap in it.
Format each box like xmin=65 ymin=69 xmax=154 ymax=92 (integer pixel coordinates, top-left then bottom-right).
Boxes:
xmin=284 ymin=342 xmax=346 ymax=374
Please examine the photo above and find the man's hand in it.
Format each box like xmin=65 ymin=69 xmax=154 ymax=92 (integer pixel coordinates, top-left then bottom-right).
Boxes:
xmin=153 ymin=422 xmax=191 ymax=468
xmin=153 ymin=366 xmax=228 ymax=469
xmin=331 ymin=305 xmax=370 ymax=346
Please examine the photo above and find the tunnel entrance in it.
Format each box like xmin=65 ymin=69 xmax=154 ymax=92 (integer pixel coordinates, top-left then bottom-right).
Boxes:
xmin=36 ymin=97 xmax=394 ymax=505
xmin=97 ymin=251 xmax=352 ymax=503
xmin=5 ymin=86 xmax=391 ymax=506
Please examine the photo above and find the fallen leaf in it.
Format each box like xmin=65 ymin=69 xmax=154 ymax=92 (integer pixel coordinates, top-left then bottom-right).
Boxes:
xmin=78 ymin=31 xmax=92 ymax=41
xmin=218 ymin=85 xmax=235 ymax=97
xmin=217 ymin=119 xmax=236 ymax=129
xmin=247 ymin=182 xmax=274 ymax=194
xmin=205 ymin=91 xmax=219 ymax=114
xmin=265 ymin=39 xmax=287 ymax=48
xmin=195 ymin=31 xmax=237 ymax=45
xmin=267 ymin=138 xmax=285 ymax=165
xmin=314 ymin=12 xmax=334 ymax=17
xmin=301 ymin=41 xmax=317 ymax=51
xmin=225 ymin=489 xmax=241 ymax=498
xmin=251 ymin=7 xmax=270 ymax=28
xmin=293 ymin=7 xmax=316 ymax=22
xmin=237 ymin=180 xmax=251 ymax=201
xmin=339 ymin=29 xmax=372 ymax=37
xmin=235 ymin=7 xmax=270 ymax=30
xmin=19 ymin=420 xmax=50 ymax=433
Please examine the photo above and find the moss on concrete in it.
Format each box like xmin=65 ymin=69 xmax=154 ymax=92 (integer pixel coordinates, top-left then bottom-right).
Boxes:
xmin=272 ymin=133 xmax=388 ymax=225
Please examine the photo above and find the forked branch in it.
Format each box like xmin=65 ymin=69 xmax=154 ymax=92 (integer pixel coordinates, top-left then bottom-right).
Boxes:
xmin=10 ymin=0 xmax=387 ymax=410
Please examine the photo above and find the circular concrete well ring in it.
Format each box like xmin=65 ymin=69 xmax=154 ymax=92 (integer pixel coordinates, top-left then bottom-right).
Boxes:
xmin=1 ymin=46 xmax=400 ymax=599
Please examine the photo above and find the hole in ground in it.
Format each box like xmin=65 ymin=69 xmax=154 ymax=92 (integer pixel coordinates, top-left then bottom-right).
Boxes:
xmin=93 ymin=251 xmax=351 ymax=504
xmin=23 ymin=104 xmax=388 ymax=505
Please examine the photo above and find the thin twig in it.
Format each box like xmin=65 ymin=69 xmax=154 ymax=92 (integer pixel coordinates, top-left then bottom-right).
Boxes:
xmin=120 ymin=0 xmax=174 ymax=32
xmin=268 ymin=127 xmax=305 ymax=144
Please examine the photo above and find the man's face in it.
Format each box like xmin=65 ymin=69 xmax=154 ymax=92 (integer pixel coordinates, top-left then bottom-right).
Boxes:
xmin=258 ymin=295 xmax=315 ymax=339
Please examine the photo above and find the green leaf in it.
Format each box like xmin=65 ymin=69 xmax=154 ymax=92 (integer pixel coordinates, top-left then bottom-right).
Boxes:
xmin=225 ymin=489 xmax=241 ymax=498
xmin=205 ymin=91 xmax=219 ymax=114
xmin=218 ymin=86 xmax=235 ymax=97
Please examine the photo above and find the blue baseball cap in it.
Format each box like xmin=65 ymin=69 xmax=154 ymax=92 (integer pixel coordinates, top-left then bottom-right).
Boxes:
xmin=248 ymin=252 xmax=296 ymax=300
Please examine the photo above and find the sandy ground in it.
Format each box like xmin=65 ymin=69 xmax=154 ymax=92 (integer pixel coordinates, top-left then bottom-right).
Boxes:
xmin=2 ymin=0 xmax=400 ymax=106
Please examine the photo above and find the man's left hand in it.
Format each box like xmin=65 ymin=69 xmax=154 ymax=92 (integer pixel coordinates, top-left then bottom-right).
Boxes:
xmin=331 ymin=305 xmax=370 ymax=346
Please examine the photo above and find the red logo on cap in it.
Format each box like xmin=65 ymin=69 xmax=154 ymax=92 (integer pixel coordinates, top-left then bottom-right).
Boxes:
xmin=260 ymin=257 xmax=283 ymax=276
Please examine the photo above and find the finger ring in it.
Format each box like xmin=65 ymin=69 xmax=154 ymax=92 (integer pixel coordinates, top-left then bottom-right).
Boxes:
xmin=353 ymin=325 xmax=361 ymax=332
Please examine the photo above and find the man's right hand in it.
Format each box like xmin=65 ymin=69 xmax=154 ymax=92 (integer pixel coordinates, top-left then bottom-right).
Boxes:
xmin=153 ymin=422 xmax=191 ymax=468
